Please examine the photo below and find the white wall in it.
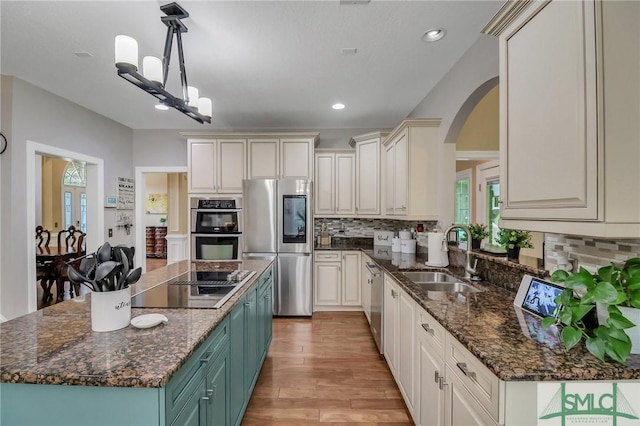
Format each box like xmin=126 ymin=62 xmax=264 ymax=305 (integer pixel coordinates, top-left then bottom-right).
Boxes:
xmin=409 ymin=34 xmax=499 ymax=146
xmin=144 ymin=173 xmax=168 ymax=227
xmin=0 ymin=76 xmax=134 ymax=320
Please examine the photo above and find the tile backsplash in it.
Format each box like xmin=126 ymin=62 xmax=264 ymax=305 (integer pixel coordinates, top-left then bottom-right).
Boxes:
xmin=314 ymin=218 xmax=438 ymax=238
xmin=545 ymin=233 xmax=640 ymax=272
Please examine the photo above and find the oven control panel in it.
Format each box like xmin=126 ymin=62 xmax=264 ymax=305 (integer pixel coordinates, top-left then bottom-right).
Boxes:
xmin=198 ymin=199 xmax=237 ymax=209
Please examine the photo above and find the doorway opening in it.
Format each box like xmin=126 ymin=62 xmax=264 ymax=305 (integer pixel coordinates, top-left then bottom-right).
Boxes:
xmin=27 ymin=141 xmax=104 ymax=313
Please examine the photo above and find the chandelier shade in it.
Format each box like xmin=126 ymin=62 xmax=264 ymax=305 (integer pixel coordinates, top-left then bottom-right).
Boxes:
xmin=114 ymin=2 xmax=212 ymax=124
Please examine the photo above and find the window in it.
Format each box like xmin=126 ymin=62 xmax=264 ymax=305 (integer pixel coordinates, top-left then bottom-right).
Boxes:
xmin=455 ymin=170 xmax=471 ymax=241
xmin=62 ymin=161 xmax=87 ymax=232
xmin=487 ymin=180 xmax=501 ymax=246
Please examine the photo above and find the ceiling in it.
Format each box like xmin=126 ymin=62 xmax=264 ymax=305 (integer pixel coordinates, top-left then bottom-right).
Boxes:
xmin=1 ymin=1 xmax=502 ymax=131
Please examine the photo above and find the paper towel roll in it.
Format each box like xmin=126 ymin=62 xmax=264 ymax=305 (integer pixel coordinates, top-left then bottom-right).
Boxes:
xmin=426 ymin=232 xmax=449 ymax=267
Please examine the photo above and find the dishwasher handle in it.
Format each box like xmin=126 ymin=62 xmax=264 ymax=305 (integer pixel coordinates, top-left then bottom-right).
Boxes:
xmin=365 ymin=262 xmax=381 ymax=277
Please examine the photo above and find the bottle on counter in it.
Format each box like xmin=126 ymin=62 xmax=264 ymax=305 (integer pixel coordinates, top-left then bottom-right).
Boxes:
xmin=320 ymin=222 xmax=331 ymax=246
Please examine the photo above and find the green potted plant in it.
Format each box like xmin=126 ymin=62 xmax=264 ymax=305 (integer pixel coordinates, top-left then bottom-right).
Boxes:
xmin=542 ymin=258 xmax=640 ymax=364
xmin=497 ymin=228 xmax=533 ymax=260
xmin=468 ymin=223 xmax=489 ymax=250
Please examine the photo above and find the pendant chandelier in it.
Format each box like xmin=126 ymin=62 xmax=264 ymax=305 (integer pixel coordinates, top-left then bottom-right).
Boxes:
xmin=114 ymin=2 xmax=212 ymax=124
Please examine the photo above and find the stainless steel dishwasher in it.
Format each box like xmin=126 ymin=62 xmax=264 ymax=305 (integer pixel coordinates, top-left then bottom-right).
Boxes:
xmin=366 ymin=261 xmax=383 ymax=353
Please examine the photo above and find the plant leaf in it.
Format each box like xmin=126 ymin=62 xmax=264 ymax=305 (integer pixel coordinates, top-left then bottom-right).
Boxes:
xmin=551 ymin=270 xmax=570 ymax=283
xmin=608 ymin=312 xmax=636 ymax=329
xmin=585 ymin=336 xmax=606 ymax=362
xmin=541 ymin=317 xmax=557 ymax=329
xmin=629 ymin=292 xmax=640 ymax=309
xmin=626 ymin=274 xmax=640 ymax=290
xmin=605 ymin=338 xmax=631 ymax=365
xmin=607 ymin=326 xmax=631 ymax=342
xmin=597 ymin=265 xmax=615 ymax=283
xmin=571 ymin=305 xmax=594 ymax=322
xmin=591 ymin=281 xmax=619 ymax=304
xmin=559 ymin=308 xmax=573 ymax=326
xmin=561 ymin=326 xmax=582 ymax=350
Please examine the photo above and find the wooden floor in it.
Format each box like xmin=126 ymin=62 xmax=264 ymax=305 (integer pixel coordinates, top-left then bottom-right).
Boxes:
xmin=243 ymin=312 xmax=412 ymax=425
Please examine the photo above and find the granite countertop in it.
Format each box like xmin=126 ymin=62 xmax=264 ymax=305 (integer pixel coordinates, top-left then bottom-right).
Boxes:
xmin=318 ymin=239 xmax=640 ymax=381
xmin=0 ymin=259 xmax=273 ymax=388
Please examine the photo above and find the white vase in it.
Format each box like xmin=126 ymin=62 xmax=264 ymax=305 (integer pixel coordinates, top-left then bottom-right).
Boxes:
xmin=619 ymin=306 xmax=640 ymax=355
xmin=91 ymin=287 xmax=132 ymax=332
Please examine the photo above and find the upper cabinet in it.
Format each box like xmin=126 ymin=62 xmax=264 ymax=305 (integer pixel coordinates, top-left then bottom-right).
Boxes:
xmin=484 ymin=0 xmax=640 ymax=237
xmin=187 ymin=138 xmax=245 ymax=194
xmin=247 ymin=135 xmax=318 ymax=180
xmin=350 ymin=132 xmax=388 ymax=216
xmin=314 ymin=151 xmax=355 ymax=216
xmin=383 ymin=119 xmax=449 ymax=221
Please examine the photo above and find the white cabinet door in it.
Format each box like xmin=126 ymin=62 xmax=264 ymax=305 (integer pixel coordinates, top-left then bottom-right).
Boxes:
xmin=360 ymin=256 xmax=372 ymax=323
xmin=247 ymin=139 xmax=279 ymax=179
xmin=499 ymin=0 xmax=598 ymax=221
xmin=188 ymin=141 xmax=216 ymax=193
xmin=314 ymin=153 xmax=335 ymax=215
xmin=217 ymin=139 xmax=245 ymax=193
xmin=314 ymin=262 xmax=341 ymax=306
xmin=445 ymin=365 xmax=498 ymax=426
xmin=281 ymin=138 xmax=312 ymax=179
xmin=385 ymin=143 xmax=395 ymax=215
xmin=355 ymin=138 xmax=380 ymax=215
xmin=419 ymin=328 xmax=445 ymax=426
xmin=335 ymin=154 xmax=355 ymax=215
xmin=398 ymin=289 xmax=416 ymax=416
xmin=341 ymin=251 xmax=361 ymax=306
xmin=393 ymin=133 xmax=408 ymax=213
xmin=383 ymin=275 xmax=399 ymax=377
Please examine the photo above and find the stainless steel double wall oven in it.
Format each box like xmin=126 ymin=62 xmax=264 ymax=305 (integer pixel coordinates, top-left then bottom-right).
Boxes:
xmin=190 ymin=197 xmax=243 ymax=261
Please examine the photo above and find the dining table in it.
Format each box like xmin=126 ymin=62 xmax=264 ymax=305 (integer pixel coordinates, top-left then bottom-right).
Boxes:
xmin=36 ymin=246 xmax=85 ymax=301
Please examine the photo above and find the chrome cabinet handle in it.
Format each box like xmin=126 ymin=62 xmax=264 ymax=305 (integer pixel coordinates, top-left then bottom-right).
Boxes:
xmin=422 ymin=323 xmax=434 ymax=336
xmin=434 ymin=370 xmax=440 ymax=383
xmin=391 ymin=289 xmax=397 ymax=298
xmin=456 ymin=362 xmax=477 ymax=380
xmin=438 ymin=376 xmax=448 ymax=390
xmin=202 ymin=385 xmax=217 ymax=404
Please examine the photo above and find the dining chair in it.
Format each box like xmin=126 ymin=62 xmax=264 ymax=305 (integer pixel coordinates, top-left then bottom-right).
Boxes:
xmin=56 ymin=226 xmax=87 ymax=299
xmin=35 ymin=226 xmax=56 ymax=302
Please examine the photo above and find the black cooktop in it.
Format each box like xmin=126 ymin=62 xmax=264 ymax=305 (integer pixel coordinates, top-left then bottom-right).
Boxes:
xmin=131 ymin=270 xmax=256 ymax=309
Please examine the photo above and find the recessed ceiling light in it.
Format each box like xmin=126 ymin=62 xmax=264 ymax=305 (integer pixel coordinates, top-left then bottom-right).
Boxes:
xmin=332 ymin=103 xmax=346 ymax=110
xmin=155 ymin=104 xmax=169 ymax=111
xmin=422 ymin=28 xmax=446 ymax=42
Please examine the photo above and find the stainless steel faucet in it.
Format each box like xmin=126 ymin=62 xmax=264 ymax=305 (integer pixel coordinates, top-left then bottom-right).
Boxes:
xmin=441 ymin=224 xmax=481 ymax=281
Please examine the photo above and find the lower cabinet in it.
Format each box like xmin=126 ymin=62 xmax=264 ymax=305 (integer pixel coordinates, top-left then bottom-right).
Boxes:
xmin=383 ymin=272 xmax=502 ymax=426
xmin=383 ymin=274 xmax=399 ymax=377
xmin=314 ymin=251 xmax=362 ymax=311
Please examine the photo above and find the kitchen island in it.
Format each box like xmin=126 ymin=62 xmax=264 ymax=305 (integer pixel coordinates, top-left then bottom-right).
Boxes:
xmin=0 ymin=259 xmax=274 ymax=426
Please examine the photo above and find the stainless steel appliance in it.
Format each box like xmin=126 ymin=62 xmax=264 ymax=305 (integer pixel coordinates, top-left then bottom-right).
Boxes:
xmin=243 ymin=179 xmax=312 ymax=316
xmin=130 ymin=270 xmax=256 ymax=309
xmin=366 ymin=261 xmax=383 ymax=353
xmin=190 ymin=197 xmax=243 ymax=261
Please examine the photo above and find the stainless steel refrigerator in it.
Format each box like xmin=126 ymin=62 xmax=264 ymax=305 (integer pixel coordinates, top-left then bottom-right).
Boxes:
xmin=243 ymin=179 xmax=313 ymax=316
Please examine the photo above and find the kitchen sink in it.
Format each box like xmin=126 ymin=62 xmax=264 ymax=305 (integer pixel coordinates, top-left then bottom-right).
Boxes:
xmin=402 ymin=271 xmax=459 ymax=283
xmin=417 ymin=282 xmax=482 ymax=293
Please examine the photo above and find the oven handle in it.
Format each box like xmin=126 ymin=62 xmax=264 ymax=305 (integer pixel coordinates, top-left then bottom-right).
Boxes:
xmin=191 ymin=233 xmax=242 ymax=238
xmin=192 ymin=208 xmax=242 ymax=213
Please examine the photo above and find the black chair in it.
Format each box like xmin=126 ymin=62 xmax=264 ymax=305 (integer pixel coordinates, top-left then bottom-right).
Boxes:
xmin=35 ymin=226 xmax=56 ymax=302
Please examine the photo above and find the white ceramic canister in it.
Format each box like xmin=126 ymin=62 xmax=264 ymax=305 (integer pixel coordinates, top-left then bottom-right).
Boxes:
xmin=400 ymin=239 xmax=416 ymax=254
xmin=91 ymin=287 xmax=132 ymax=332
xmin=392 ymin=237 xmax=402 ymax=252
xmin=398 ymin=230 xmax=412 ymax=240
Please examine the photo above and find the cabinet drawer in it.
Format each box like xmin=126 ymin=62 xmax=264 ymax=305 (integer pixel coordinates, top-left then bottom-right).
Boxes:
xmin=166 ymin=319 xmax=229 ymax=422
xmin=314 ymin=251 xmax=341 ymax=262
xmin=446 ymin=337 xmax=501 ymax=422
xmin=259 ymin=266 xmax=273 ymax=293
xmin=415 ymin=305 xmax=445 ymax=359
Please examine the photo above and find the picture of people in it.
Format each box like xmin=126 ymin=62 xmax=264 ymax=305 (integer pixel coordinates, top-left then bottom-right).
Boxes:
xmin=522 ymin=280 xmax=563 ymax=317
